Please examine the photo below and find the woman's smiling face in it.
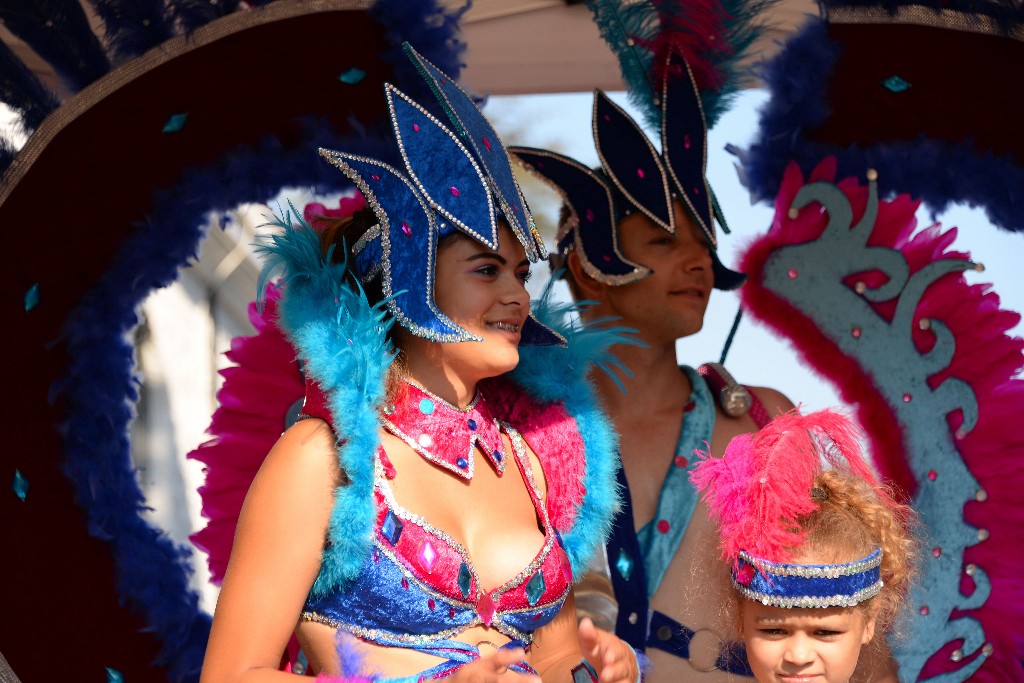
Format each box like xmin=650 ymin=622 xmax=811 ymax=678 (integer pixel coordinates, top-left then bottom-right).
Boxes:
xmin=740 ymin=601 xmax=877 ymax=683
xmin=428 ymin=223 xmax=532 ymax=382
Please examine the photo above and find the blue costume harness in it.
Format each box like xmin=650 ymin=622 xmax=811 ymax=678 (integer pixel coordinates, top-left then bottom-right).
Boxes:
xmin=605 ymin=366 xmax=757 ymax=676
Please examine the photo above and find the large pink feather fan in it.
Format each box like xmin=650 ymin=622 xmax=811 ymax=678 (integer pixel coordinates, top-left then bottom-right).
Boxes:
xmin=690 ymin=409 xmax=881 ymax=566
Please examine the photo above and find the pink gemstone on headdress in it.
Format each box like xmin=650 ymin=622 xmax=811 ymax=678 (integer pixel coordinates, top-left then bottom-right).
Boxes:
xmin=674 ymin=456 xmax=688 ymax=468
xmin=450 ymin=186 xmax=460 ymax=198
xmin=428 ymin=598 xmax=436 ymax=610
xmin=602 ymin=255 xmax=612 ymax=263
xmin=636 ymin=167 xmax=645 ymax=179
xmin=401 ymin=221 xmax=412 ymax=237
xmin=932 ymin=546 xmax=942 ymax=558
xmin=656 ymin=519 xmax=670 ymax=534
xmin=482 ymin=137 xmax=492 ymax=152
xmin=788 ymin=268 xmax=798 ymax=279
xmin=919 ymin=605 xmax=930 ymax=616
xmin=736 ymin=564 xmax=756 ymax=587
xmin=371 ymin=174 xmax=381 ymax=181
xmin=693 ymin=186 xmax=700 ymax=195
xmin=419 ymin=540 xmax=438 ymax=573
xmin=903 ymin=393 xmax=912 ymax=403
xmin=413 ymin=123 xmax=420 ymax=132
xmin=401 ymin=577 xmax=409 ymax=589
xmin=851 ymin=327 xmax=862 ymax=338
xmin=684 ymin=134 xmax=691 ymax=150
xmin=477 ymin=591 xmax=496 ymax=627
xmin=928 ymin=470 xmax=938 ymax=481
xmin=585 ymin=209 xmax=595 ymax=222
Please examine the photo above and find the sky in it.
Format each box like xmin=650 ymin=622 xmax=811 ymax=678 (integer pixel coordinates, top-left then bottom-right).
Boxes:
xmin=484 ymin=88 xmax=1024 ymax=413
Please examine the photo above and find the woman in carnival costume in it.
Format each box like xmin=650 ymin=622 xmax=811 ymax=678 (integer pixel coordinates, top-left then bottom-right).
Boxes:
xmin=200 ymin=43 xmax=639 ymax=683
xmin=691 ymin=409 xmax=918 ymax=683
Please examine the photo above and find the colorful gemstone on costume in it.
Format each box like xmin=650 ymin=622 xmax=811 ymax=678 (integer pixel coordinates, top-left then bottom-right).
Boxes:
xmin=674 ymin=455 xmax=688 ymax=468
xmin=615 ymin=548 xmax=634 ymax=581
xmin=337 ymin=67 xmax=367 ymax=85
xmin=413 ymin=123 xmax=420 ymax=132
xmin=456 ymin=457 xmax=468 ymax=470
xmin=903 ymin=393 xmax=912 ymax=403
xmin=684 ymin=134 xmax=691 ymax=150
xmin=882 ymin=75 xmax=911 ymax=93
xmin=12 ymin=469 xmax=28 ymax=502
xmin=371 ymin=174 xmax=381 ymax=181
xmin=482 ymin=137 xmax=492 ymax=151
xmin=106 ymin=667 xmax=125 ymax=683
xmin=492 ymin=450 xmax=502 ymax=463
xmin=932 ymin=547 xmax=942 ymax=558
xmin=927 ymin=470 xmax=937 ymax=481
xmin=636 ymin=167 xmax=645 ymax=179
xmin=428 ymin=598 xmax=436 ymax=610
xmin=381 ymin=511 xmax=403 ymax=546
xmin=458 ymin=562 xmax=472 ymax=598
xmin=450 ymin=186 xmax=460 ymax=198
xmin=401 ymin=221 xmax=412 ymax=237
xmin=656 ymin=519 xmax=670 ymax=534
xmin=419 ymin=540 xmax=438 ymax=573
xmin=419 ymin=398 xmax=435 ymax=415
xmin=585 ymin=208 xmax=595 ymax=222
xmin=788 ymin=268 xmax=798 ymax=279
xmin=919 ymin=605 xmax=930 ymax=616
xmin=467 ymin=418 xmax=477 ymax=430
xmin=477 ymin=590 xmax=496 ymax=626
xmin=525 ymin=570 xmax=546 ymax=606
xmin=402 ymin=577 xmax=409 ymax=589
xmin=162 ymin=113 xmax=188 ymax=133
xmin=735 ymin=563 xmax=756 ymax=587
xmin=24 ymin=283 xmax=39 ymax=312
xmin=418 ymin=434 xmax=433 ymax=448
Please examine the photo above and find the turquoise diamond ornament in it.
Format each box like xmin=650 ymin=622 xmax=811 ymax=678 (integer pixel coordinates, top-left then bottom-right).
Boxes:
xmin=106 ymin=668 xmax=125 ymax=683
xmin=882 ymin=75 xmax=911 ymax=93
xmin=458 ymin=561 xmax=472 ymax=598
xmin=24 ymin=283 xmax=39 ymax=311
xmin=525 ymin=569 xmax=546 ymax=606
xmin=616 ymin=548 xmax=634 ymax=581
xmin=12 ymin=469 xmax=28 ymax=502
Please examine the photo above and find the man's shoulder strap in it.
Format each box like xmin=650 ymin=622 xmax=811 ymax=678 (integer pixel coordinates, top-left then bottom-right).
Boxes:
xmin=696 ymin=362 xmax=772 ymax=429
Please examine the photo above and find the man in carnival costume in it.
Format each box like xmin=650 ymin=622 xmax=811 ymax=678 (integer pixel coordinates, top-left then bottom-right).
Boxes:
xmin=510 ymin=53 xmax=795 ymax=681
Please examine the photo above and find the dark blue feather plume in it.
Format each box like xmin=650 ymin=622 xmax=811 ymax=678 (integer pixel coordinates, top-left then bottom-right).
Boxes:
xmin=90 ymin=0 xmax=174 ymax=62
xmin=0 ymin=0 xmax=110 ymax=92
xmin=168 ymin=0 xmax=241 ymax=35
xmin=0 ymin=36 xmax=58 ymax=132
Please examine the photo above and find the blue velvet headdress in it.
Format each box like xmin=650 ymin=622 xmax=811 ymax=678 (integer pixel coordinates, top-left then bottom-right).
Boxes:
xmin=732 ymin=548 xmax=884 ymax=609
xmin=320 ymin=43 xmax=562 ymax=345
xmin=510 ymin=52 xmax=745 ymax=290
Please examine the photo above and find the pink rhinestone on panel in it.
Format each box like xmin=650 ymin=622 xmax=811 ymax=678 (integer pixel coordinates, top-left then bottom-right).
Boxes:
xmin=928 ymin=470 xmax=938 ymax=481
xmin=585 ymin=208 xmax=595 ymax=222
xmin=674 ymin=456 xmax=688 ymax=468
xmin=684 ymin=134 xmax=691 ymax=150
xmin=371 ymin=174 xmax=381 ymax=181
xmin=636 ymin=167 xmax=645 ymax=179
xmin=477 ymin=591 xmax=496 ymax=627
xmin=851 ymin=327 xmax=862 ymax=339
xmin=450 ymin=186 xmax=460 ymax=198
xmin=920 ymin=606 xmax=930 ymax=616
xmin=932 ymin=547 xmax=942 ymax=558
xmin=788 ymin=268 xmax=799 ymax=279
xmin=693 ymin=186 xmax=700 ymax=195
xmin=419 ymin=540 xmax=438 ymax=573
xmin=482 ymin=137 xmax=492 ymax=152
xmin=401 ymin=577 xmax=409 ymax=590
xmin=428 ymin=598 xmax=436 ymax=611
xmin=602 ymin=255 xmax=612 ymax=263
xmin=413 ymin=123 xmax=420 ymax=132
xmin=903 ymin=393 xmax=912 ymax=403
xmin=657 ymin=519 xmax=670 ymax=534
xmin=401 ymin=221 xmax=412 ymax=237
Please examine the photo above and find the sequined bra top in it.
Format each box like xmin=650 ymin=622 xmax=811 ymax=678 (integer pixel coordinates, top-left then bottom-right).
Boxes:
xmin=300 ymin=386 xmax=574 ymax=647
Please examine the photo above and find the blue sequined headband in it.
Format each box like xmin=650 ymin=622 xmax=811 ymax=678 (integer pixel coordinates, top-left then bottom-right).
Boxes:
xmin=509 ymin=51 xmax=745 ymax=290
xmin=732 ymin=548 xmax=884 ymax=609
xmin=319 ymin=43 xmax=563 ymax=346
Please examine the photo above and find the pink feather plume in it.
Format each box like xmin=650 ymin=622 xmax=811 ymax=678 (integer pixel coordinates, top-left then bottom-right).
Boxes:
xmin=690 ymin=408 xmax=880 ymax=565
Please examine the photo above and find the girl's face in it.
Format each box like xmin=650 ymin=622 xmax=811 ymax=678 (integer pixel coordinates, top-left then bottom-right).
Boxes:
xmin=740 ymin=601 xmax=876 ymax=683
xmin=429 ymin=223 xmax=532 ymax=383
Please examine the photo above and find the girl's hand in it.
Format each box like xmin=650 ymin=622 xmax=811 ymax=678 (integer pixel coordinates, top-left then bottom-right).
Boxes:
xmin=577 ymin=619 xmax=640 ymax=683
xmin=442 ymin=647 xmax=541 ymax=683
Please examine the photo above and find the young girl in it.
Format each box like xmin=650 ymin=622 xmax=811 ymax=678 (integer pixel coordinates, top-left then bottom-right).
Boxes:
xmin=691 ymin=409 xmax=917 ymax=683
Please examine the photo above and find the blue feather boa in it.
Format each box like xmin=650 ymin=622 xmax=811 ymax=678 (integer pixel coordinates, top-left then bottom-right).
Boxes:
xmin=262 ymin=219 xmax=624 ymax=590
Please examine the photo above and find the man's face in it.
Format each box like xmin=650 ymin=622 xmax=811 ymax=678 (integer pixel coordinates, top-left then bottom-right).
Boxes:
xmin=590 ymin=200 xmax=714 ymax=345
